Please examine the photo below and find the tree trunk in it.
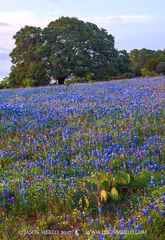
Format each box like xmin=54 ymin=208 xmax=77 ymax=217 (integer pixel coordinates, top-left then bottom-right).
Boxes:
xmin=57 ymin=77 xmax=66 ymax=85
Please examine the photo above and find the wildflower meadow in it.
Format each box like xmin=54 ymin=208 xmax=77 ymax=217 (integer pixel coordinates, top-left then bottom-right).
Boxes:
xmin=0 ymin=77 xmax=164 ymax=240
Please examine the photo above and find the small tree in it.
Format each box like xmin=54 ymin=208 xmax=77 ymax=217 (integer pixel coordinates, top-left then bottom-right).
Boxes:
xmin=146 ymin=56 xmax=165 ymax=72
xmin=1 ymin=77 xmax=10 ymax=89
xmin=130 ymin=48 xmax=159 ymax=76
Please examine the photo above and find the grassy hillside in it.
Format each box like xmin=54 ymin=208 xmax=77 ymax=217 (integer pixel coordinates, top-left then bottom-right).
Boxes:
xmin=0 ymin=77 xmax=164 ymax=240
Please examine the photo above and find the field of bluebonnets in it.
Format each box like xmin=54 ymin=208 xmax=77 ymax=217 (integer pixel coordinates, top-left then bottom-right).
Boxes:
xmin=0 ymin=77 xmax=164 ymax=240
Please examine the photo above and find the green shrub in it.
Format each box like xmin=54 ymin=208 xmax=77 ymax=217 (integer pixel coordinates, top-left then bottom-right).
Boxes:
xmin=88 ymin=80 xmax=95 ymax=84
xmin=23 ymin=78 xmax=35 ymax=87
xmin=86 ymin=72 xmax=95 ymax=81
xmin=65 ymin=80 xmax=71 ymax=87
xmin=1 ymin=77 xmax=11 ymax=89
xmin=65 ymin=77 xmax=88 ymax=85
xmin=141 ymin=68 xmax=151 ymax=77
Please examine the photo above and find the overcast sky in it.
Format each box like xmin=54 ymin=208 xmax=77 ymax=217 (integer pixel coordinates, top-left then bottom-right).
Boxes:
xmin=0 ymin=0 xmax=165 ymax=81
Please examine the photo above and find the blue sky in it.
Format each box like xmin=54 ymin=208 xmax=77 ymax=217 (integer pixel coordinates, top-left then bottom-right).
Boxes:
xmin=0 ymin=0 xmax=165 ymax=81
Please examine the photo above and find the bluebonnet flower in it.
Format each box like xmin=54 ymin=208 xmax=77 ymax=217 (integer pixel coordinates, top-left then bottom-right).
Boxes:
xmin=142 ymin=208 xmax=146 ymax=217
xmin=119 ymin=210 xmax=122 ymax=215
xmin=91 ymin=219 xmax=94 ymax=227
xmin=150 ymin=203 xmax=154 ymax=209
xmin=135 ymin=226 xmax=139 ymax=231
xmin=148 ymin=216 xmax=153 ymax=225
xmin=161 ymin=180 xmax=164 ymax=186
xmin=109 ymin=228 xmax=113 ymax=234
xmin=139 ymin=223 xmax=143 ymax=230
xmin=112 ymin=229 xmax=116 ymax=236
xmin=86 ymin=217 xmax=89 ymax=223
xmin=96 ymin=219 xmax=100 ymax=226
xmin=99 ymin=208 xmax=102 ymax=214
xmin=133 ymin=216 xmax=137 ymax=225
xmin=150 ymin=181 xmax=154 ymax=189
xmin=146 ymin=207 xmax=150 ymax=215
xmin=63 ymin=172 xmax=67 ymax=179
xmin=128 ymin=219 xmax=132 ymax=230
xmin=155 ymin=205 xmax=159 ymax=211
xmin=151 ymin=177 xmax=155 ymax=183
xmin=66 ymin=215 xmax=69 ymax=221
xmin=120 ymin=219 xmax=125 ymax=230
xmin=160 ymin=211 xmax=165 ymax=218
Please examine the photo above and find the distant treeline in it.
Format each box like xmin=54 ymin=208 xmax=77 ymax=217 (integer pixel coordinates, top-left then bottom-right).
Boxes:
xmin=1 ymin=17 xmax=165 ymax=88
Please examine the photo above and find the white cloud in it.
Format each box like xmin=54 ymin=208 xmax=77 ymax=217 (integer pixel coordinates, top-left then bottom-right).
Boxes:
xmin=0 ymin=11 xmax=156 ymax=56
xmin=0 ymin=11 xmax=157 ymax=53
xmin=0 ymin=0 xmax=7 ymax=3
xmin=0 ymin=11 xmax=50 ymax=31
xmin=0 ymin=11 xmax=58 ymax=50
xmin=80 ymin=15 xmax=152 ymax=26
xmin=0 ymin=22 xmax=10 ymax=27
xmin=0 ymin=47 xmax=10 ymax=54
xmin=0 ymin=11 xmax=153 ymax=34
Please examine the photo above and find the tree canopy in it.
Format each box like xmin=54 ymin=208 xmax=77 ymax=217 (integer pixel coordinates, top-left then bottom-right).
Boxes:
xmin=146 ymin=56 xmax=165 ymax=72
xmin=9 ymin=26 xmax=50 ymax=87
xmin=8 ymin=17 xmax=131 ymax=86
xmin=129 ymin=48 xmax=159 ymax=75
xmin=129 ymin=48 xmax=165 ymax=76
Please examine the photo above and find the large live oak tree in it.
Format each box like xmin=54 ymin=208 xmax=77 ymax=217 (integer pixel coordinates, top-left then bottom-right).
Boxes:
xmin=9 ymin=17 xmax=130 ymax=86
